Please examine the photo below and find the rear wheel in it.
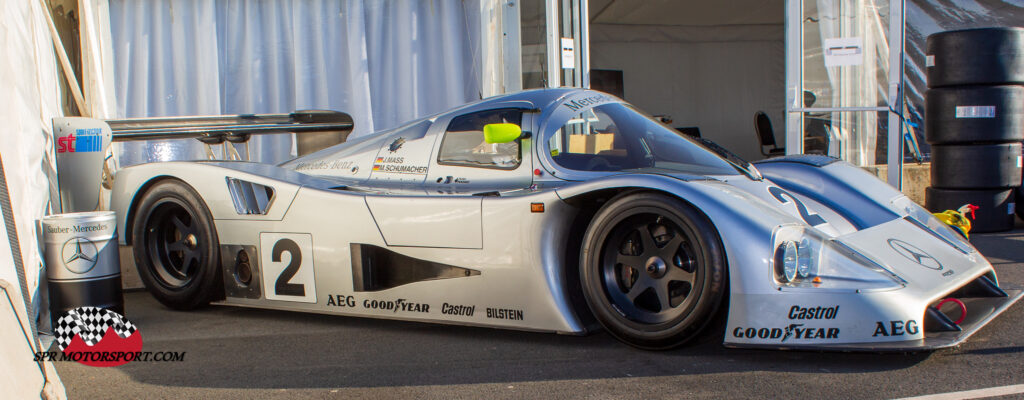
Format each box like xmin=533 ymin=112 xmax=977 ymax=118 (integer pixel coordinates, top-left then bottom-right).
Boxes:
xmin=580 ymin=192 xmax=726 ymax=349
xmin=132 ymin=180 xmax=222 ymax=310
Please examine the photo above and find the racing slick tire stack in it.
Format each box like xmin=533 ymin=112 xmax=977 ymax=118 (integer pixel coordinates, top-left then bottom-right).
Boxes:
xmin=925 ymin=27 xmax=1024 ymax=232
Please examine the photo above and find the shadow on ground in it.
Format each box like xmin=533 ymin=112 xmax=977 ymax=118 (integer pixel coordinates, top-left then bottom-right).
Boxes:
xmin=76 ymin=291 xmax=936 ymax=390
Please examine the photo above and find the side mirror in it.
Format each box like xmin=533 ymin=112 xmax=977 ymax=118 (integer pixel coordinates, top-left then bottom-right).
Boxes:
xmin=483 ymin=123 xmax=522 ymax=144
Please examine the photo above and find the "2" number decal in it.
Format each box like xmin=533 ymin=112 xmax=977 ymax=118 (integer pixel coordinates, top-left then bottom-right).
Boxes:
xmin=768 ymin=186 xmax=826 ymax=227
xmin=272 ymin=239 xmax=305 ymax=296
xmin=260 ymin=233 xmax=316 ymax=303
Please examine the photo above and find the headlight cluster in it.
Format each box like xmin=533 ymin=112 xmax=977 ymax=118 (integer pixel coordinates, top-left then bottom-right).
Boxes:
xmin=772 ymin=225 xmax=904 ymax=291
xmin=891 ymin=196 xmax=974 ymax=254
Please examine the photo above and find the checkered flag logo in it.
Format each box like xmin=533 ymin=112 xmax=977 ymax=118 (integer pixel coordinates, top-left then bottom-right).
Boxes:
xmin=54 ymin=307 xmax=137 ymax=351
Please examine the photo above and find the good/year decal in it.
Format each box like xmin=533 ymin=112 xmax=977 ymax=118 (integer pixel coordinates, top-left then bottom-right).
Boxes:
xmin=260 ymin=233 xmax=317 ymax=303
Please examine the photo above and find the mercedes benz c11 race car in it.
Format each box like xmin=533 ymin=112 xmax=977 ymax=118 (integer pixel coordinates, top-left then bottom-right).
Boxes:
xmin=63 ymin=88 xmax=1021 ymax=350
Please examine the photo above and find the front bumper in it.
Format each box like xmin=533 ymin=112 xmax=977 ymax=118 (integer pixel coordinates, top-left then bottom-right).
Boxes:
xmin=726 ymin=283 xmax=1023 ymax=352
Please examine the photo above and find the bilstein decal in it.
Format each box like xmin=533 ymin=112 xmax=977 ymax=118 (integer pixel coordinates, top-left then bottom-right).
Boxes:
xmin=486 ymin=307 xmax=524 ymax=321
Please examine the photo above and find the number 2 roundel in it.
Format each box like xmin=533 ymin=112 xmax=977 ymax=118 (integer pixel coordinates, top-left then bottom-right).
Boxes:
xmin=260 ymin=233 xmax=317 ymax=303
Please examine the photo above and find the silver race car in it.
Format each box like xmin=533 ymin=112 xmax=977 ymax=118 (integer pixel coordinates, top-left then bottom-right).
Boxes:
xmin=64 ymin=88 xmax=1021 ymax=350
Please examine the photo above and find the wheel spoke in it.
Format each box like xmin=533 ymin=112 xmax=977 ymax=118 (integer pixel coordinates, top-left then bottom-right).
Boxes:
xmin=180 ymin=251 xmax=198 ymax=276
xmin=167 ymin=240 xmax=187 ymax=253
xmin=626 ymin=275 xmax=653 ymax=302
xmin=637 ymin=226 xmax=657 ymax=256
xmin=653 ymin=279 xmax=672 ymax=311
xmin=171 ymin=214 xmax=191 ymax=235
xmin=666 ymin=265 xmax=695 ymax=283
xmin=659 ymin=235 xmax=685 ymax=260
xmin=616 ymin=254 xmax=646 ymax=269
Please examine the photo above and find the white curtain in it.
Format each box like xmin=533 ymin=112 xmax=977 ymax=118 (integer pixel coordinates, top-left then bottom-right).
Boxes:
xmin=0 ymin=0 xmax=62 ymax=333
xmin=109 ymin=0 xmax=482 ymax=166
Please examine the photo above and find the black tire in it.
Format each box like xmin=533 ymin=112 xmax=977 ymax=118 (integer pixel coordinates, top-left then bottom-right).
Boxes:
xmin=579 ymin=192 xmax=726 ymax=349
xmin=1017 ymin=186 xmax=1024 ymax=222
xmin=930 ymin=143 xmax=1022 ymax=189
xmin=927 ymin=27 xmax=1024 ymax=88
xmin=132 ymin=180 xmax=222 ymax=310
xmin=925 ymin=187 xmax=1016 ymax=233
xmin=925 ymin=86 xmax=1024 ymax=145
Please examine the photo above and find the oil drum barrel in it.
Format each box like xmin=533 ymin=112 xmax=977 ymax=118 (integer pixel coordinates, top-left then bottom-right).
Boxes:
xmin=42 ymin=211 xmax=124 ymax=327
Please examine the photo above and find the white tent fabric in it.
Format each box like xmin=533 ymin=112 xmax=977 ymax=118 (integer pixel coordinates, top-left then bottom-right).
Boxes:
xmin=80 ymin=0 xmax=118 ymax=120
xmin=0 ymin=0 xmax=67 ymax=396
xmin=0 ymin=0 xmax=62 ymax=329
xmin=108 ymin=0 xmax=483 ymax=166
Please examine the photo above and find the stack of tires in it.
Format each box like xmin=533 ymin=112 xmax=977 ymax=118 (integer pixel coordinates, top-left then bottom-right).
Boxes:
xmin=925 ymin=27 xmax=1024 ymax=232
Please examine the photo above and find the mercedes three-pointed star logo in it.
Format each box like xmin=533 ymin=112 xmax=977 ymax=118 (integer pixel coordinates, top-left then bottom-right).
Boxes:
xmin=887 ymin=239 xmax=942 ymax=270
xmin=61 ymin=237 xmax=99 ymax=274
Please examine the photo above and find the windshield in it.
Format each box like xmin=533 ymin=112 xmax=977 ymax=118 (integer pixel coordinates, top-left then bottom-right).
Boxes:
xmin=546 ymin=102 xmax=746 ymax=176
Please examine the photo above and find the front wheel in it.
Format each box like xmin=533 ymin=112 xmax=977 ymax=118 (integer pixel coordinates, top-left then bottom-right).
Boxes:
xmin=580 ymin=192 xmax=726 ymax=349
xmin=132 ymin=180 xmax=222 ymax=310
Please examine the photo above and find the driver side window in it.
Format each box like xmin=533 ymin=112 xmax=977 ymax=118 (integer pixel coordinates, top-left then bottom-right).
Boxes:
xmin=438 ymin=109 xmax=523 ymax=169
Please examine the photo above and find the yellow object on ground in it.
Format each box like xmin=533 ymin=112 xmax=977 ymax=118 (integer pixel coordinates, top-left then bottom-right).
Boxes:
xmin=932 ymin=204 xmax=978 ymax=239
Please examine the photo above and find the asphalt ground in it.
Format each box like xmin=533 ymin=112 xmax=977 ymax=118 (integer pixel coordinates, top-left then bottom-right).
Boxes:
xmin=54 ymin=221 xmax=1024 ymax=399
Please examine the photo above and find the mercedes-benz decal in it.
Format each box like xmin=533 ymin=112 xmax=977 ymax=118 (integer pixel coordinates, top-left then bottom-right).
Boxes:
xmin=887 ymin=239 xmax=942 ymax=270
xmin=61 ymin=237 xmax=98 ymax=274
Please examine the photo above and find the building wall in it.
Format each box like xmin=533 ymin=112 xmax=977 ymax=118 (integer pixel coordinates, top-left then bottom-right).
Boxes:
xmin=589 ymin=24 xmax=785 ymax=162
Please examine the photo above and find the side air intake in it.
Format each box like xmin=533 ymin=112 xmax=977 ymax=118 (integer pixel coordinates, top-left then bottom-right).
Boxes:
xmin=225 ymin=178 xmax=275 ymax=215
xmin=351 ymin=244 xmax=480 ymax=292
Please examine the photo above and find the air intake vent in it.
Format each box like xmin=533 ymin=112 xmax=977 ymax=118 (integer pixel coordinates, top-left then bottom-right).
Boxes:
xmin=226 ymin=178 xmax=275 ymax=215
xmin=351 ymin=244 xmax=480 ymax=292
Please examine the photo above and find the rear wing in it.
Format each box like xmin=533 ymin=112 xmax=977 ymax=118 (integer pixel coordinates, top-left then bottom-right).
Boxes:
xmin=51 ymin=110 xmax=353 ymax=213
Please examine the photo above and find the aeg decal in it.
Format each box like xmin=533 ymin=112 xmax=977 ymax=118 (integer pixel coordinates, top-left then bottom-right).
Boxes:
xmin=872 ymin=320 xmax=919 ymax=337
xmin=57 ymin=128 xmax=103 ymax=153
xmin=325 ymin=294 xmax=356 ymax=308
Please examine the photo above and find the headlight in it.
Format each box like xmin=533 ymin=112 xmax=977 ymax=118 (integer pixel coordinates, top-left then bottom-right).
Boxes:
xmin=776 ymin=241 xmax=799 ymax=282
xmin=772 ymin=225 xmax=904 ymax=291
xmin=891 ymin=196 xmax=974 ymax=254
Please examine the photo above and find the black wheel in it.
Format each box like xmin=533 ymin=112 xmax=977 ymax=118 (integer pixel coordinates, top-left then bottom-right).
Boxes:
xmin=1017 ymin=187 xmax=1024 ymax=222
xmin=132 ymin=180 xmax=222 ymax=310
xmin=580 ymin=192 xmax=726 ymax=349
xmin=925 ymin=86 xmax=1024 ymax=145
xmin=930 ymin=143 xmax=1022 ymax=189
xmin=927 ymin=28 xmax=1024 ymax=88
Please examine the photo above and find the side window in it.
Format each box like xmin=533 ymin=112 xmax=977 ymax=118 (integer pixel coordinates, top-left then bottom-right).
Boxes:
xmin=438 ymin=109 xmax=523 ymax=169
